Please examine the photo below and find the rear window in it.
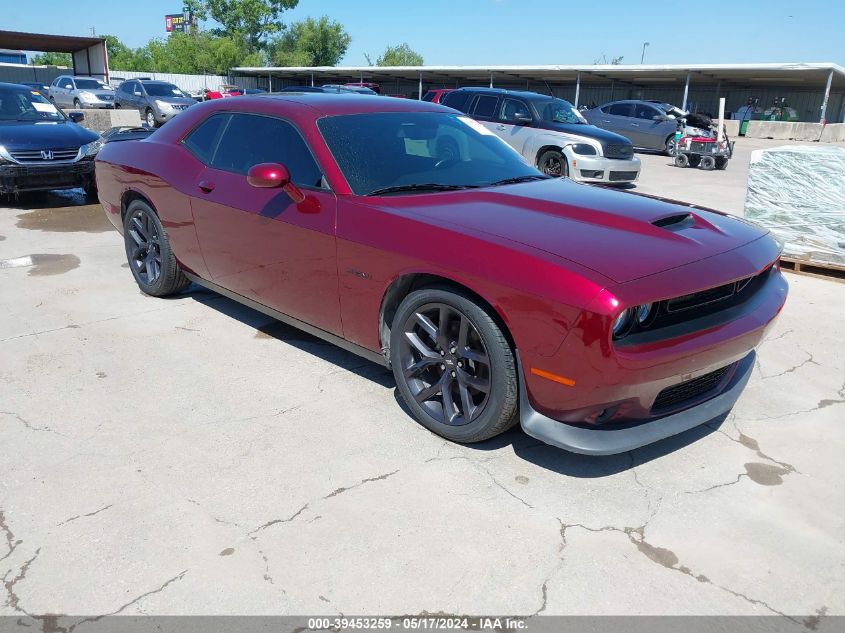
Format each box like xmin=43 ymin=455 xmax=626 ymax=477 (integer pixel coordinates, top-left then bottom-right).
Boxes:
xmin=441 ymin=91 xmax=470 ymax=113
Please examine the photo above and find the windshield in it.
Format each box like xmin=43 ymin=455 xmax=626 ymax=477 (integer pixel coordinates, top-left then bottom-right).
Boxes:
xmin=536 ymin=98 xmax=587 ymax=124
xmin=145 ymin=83 xmax=187 ymax=97
xmin=75 ymin=78 xmax=109 ymax=90
xmin=318 ymin=112 xmax=542 ymax=195
xmin=0 ymin=88 xmax=65 ymax=122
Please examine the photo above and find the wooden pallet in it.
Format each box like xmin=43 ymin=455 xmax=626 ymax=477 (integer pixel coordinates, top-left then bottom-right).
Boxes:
xmin=779 ymin=257 xmax=845 ymax=283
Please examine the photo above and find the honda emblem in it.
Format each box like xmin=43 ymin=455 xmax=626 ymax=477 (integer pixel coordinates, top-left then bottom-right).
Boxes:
xmin=40 ymin=150 xmax=54 ymax=160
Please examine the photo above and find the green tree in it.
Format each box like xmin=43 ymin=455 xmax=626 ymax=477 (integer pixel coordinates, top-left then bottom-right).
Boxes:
xmin=376 ymin=43 xmax=423 ymax=66
xmin=30 ymin=51 xmax=72 ymax=66
xmin=185 ymin=0 xmax=299 ymax=52
xmin=270 ymin=16 xmax=350 ymax=66
xmin=103 ymin=35 xmax=151 ymax=71
xmin=144 ymin=32 xmax=260 ymax=75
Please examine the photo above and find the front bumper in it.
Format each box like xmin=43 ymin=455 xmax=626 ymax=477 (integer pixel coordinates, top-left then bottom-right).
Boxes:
xmin=79 ymin=100 xmax=115 ymax=109
xmin=519 ymin=351 xmax=755 ymax=455
xmin=0 ymin=160 xmax=95 ymax=194
xmin=568 ymin=154 xmax=641 ymax=184
xmin=154 ymin=105 xmax=191 ymax=123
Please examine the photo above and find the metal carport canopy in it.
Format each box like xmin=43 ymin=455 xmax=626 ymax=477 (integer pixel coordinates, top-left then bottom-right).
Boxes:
xmin=0 ymin=30 xmax=109 ymax=80
xmin=233 ymin=62 xmax=845 ymax=89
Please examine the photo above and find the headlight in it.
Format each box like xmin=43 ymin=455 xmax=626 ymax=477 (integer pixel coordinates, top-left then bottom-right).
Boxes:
xmin=635 ymin=303 xmax=655 ymax=324
xmin=155 ymin=100 xmax=174 ymax=110
xmin=612 ymin=308 xmax=634 ymax=339
xmin=80 ymin=138 xmax=104 ymax=157
xmin=0 ymin=145 xmax=12 ymax=163
xmin=572 ymin=143 xmax=598 ymax=156
xmin=78 ymin=91 xmax=97 ymax=101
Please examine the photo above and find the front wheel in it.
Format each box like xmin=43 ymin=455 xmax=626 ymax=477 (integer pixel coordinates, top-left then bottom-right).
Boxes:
xmin=390 ymin=287 xmax=518 ymax=443
xmin=715 ymin=156 xmax=728 ymax=170
xmin=665 ymin=135 xmax=677 ymax=156
xmin=145 ymin=108 xmax=158 ymax=128
xmin=673 ymin=154 xmax=689 ymax=168
xmin=700 ymin=155 xmax=716 ymax=170
xmin=538 ymin=149 xmax=568 ymax=178
xmin=123 ymin=200 xmax=189 ymax=296
xmin=73 ymin=98 xmax=82 ymax=109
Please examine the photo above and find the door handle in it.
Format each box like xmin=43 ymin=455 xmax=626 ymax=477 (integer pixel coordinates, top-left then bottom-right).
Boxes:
xmin=198 ymin=180 xmax=216 ymax=193
xmin=496 ymin=124 xmax=507 ymax=130
xmin=601 ymin=119 xmax=610 ymax=123
xmin=631 ymin=123 xmax=639 ymax=127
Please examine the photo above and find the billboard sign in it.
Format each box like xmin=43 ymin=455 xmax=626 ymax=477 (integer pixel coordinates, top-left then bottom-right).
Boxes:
xmin=165 ymin=12 xmax=195 ymax=33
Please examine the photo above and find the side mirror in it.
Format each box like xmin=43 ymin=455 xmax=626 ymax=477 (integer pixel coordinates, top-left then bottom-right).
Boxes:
xmin=653 ymin=114 xmax=671 ymax=121
xmin=247 ymin=162 xmax=305 ymax=203
xmin=68 ymin=111 xmax=85 ymax=123
xmin=514 ymin=113 xmax=532 ymax=125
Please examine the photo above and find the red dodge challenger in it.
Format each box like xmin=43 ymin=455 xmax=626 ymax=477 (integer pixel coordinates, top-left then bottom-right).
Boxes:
xmin=95 ymin=94 xmax=788 ymax=455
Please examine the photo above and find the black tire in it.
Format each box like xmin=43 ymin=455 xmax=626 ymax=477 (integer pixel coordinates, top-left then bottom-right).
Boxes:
xmin=538 ymin=149 xmax=569 ymax=178
xmin=700 ymin=155 xmax=716 ymax=170
xmin=715 ymin=156 xmax=728 ymax=170
xmin=390 ymin=286 xmax=518 ymax=443
xmin=73 ymin=98 xmax=82 ymax=109
xmin=688 ymin=154 xmax=701 ymax=167
xmin=115 ymin=103 xmax=121 ymax=109
xmin=673 ymin=154 xmax=689 ymax=168
xmin=83 ymin=180 xmax=98 ymax=201
xmin=123 ymin=199 xmax=189 ymax=297
xmin=665 ymin=135 xmax=677 ymax=156
xmin=145 ymin=108 xmax=158 ymax=128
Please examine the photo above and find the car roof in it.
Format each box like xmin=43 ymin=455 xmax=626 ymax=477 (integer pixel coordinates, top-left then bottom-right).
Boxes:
xmin=0 ymin=81 xmax=35 ymax=91
xmin=450 ymin=87 xmax=560 ymax=101
xmin=240 ymin=93 xmax=453 ymax=116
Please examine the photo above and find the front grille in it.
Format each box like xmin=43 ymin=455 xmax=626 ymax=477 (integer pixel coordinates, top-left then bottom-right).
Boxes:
xmin=606 ymin=143 xmax=634 ymax=159
xmin=9 ymin=148 xmax=79 ymax=163
xmin=667 ymin=276 xmax=753 ymax=313
xmin=652 ymin=365 xmax=731 ymax=412
xmin=98 ymin=94 xmax=114 ymax=101
xmin=609 ymin=171 xmax=638 ymax=181
xmin=171 ymin=104 xmax=190 ymax=111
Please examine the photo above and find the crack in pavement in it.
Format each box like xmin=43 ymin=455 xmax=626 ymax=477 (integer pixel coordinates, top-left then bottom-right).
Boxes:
xmin=2 ymin=547 xmax=40 ymax=614
xmin=559 ymin=521 xmax=801 ymax=622
xmin=0 ymin=511 xmax=21 ymax=563
xmin=249 ymin=504 xmax=310 ymax=537
xmin=1 ymin=411 xmax=55 ymax=434
xmin=323 ymin=470 xmax=399 ymax=499
xmin=818 ymin=381 xmax=845 ymax=410
xmin=56 ymin=504 xmax=113 ymax=527
xmin=759 ymin=349 xmax=820 ymax=380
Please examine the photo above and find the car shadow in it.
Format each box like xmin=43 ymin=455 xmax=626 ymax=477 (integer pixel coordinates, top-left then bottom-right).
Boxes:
xmin=2 ymin=188 xmax=93 ymax=210
xmin=182 ymin=284 xmax=730 ymax=477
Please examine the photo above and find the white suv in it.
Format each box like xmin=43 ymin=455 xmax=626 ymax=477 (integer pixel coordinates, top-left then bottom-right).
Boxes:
xmin=48 ymin=75 xmax=115 ymax=110
xmin=442 ymin=88 xmax=641 ymax=185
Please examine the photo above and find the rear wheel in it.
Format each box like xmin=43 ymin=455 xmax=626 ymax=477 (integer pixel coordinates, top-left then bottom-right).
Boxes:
xmin=673 ymin=154 xmax=689 ymax=168
xmin=123 ymin=200 xmax=189 ymax=297
xmin=688 ymin=154 xmax=701 ymax=167
xmin=538 ymin=149 xmax=569 ymax=178
xmin=700 ymin=155 xmax=716 ymax=170
xmin=390 ymin=287 xmax=518 ymax=443
xmin=715 ymin=156 xmax=728 ymax=170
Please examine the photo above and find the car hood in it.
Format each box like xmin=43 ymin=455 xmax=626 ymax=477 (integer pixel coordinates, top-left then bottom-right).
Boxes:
xmin=0 ymin=120 xmax=99 ymax=149
xmin=87 ymin=89 xmax=115 ymax=97
xmin=378 ymin=179 xmax=768 ymax=284
xmin=537 ymin=121 xmax=632 ymax=146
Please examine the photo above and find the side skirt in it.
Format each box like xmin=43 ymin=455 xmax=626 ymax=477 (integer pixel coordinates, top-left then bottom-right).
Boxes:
xmin=183 ymin=272 xmax=388 ymax=367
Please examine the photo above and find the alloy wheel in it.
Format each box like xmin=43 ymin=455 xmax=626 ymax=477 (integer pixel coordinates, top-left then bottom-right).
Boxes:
xmin=126 ymin=208 xmax=162 ymax=285
xmin=397 ymin=303 xmax=491 ymax=426
xmin=146 ymin=109 xmax=156 ymax=127
xmin=540 ymin=153 xmax=568 ymax=177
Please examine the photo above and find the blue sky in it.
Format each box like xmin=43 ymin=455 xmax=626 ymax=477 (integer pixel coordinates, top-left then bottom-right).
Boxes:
xmin=3 ymin=0 xmax=843 ymax=66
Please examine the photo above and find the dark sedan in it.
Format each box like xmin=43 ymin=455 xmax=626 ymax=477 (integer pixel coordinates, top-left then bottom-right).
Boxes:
xmin=0 ymin=82 xmax=102 ymax=197
xmin=95 ymin=94 xmax=786 ymax=455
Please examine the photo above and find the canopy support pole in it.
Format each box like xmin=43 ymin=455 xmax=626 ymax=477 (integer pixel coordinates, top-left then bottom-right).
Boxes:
xmin=418 ymin=72 xmax=423 ymax=100
xmin=682 ymin=71 xmax=690 ymax=111
xmin=574 ymin=71 xmax=581 ymax=108
xmin=820 ymin=68 xmax=834 ymax=124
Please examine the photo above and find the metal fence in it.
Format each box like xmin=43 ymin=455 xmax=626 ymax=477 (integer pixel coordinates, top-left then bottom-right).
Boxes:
xmin=108 ymin=69 xmax=265 ymax=93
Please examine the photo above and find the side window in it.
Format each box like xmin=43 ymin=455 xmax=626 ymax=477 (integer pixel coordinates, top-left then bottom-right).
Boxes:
xmin=210 ymin=114 xmax=324 ymax=188
xmin=634 ymin=103 xmax=659 ymax=119
xmin=472 ymin=95 xmax=499 ymax=119
xmin=442 ymin=91 xmax=470 ymax=113
xmin=183 ymin=113 xmax=229 ymax=165
xmin=499 ymin=98 xmax=531 ymax=122
xmin=51 ymin=77 xmax=60 ymax=87
xmin=608 ymin=103 xmax=633 ymax=117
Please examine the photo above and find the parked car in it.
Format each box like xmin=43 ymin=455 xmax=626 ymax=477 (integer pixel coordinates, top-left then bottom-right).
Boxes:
xmin=584 ymin=100 xmax=684 ymax=155
xmin=95 ymin=94 xmax=787 ymax=455
xmin=442 ymin=88 xmax=641 ymax=184
xmin=48 ymin=75 xmax=115 ymax=109
xmin=244 ymin=88 xmax=267 ymax=95
xmin=0 ymin=82 xmax=102 ymax=196
xmin=422 ymin=88 xmax=455 ymax=104
xmin=278 ymin=86 xmax=326 ymax=93
xmin=115 ymin=79 xmax=196 ymax=127
xmin=18 ymin=82 xmax=50 ymax=99
xmin=345 ymin=82 xmax=381 ymax=94
xmin=202 ymin=85 xmax=244 ymax=100
xmin=322 ymin=84 xmax=377 ymax=95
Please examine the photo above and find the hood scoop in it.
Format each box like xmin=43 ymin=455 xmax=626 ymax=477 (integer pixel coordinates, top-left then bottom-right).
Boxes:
xmin=652 ymin=213 xmax=695 ymax=231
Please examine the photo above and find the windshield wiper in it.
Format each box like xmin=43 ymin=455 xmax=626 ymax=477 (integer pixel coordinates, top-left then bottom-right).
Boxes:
xmin=488 ymin=175 xmax=551 ymax=187
xmin=366 ymin=183 xmax=479 ymax=196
